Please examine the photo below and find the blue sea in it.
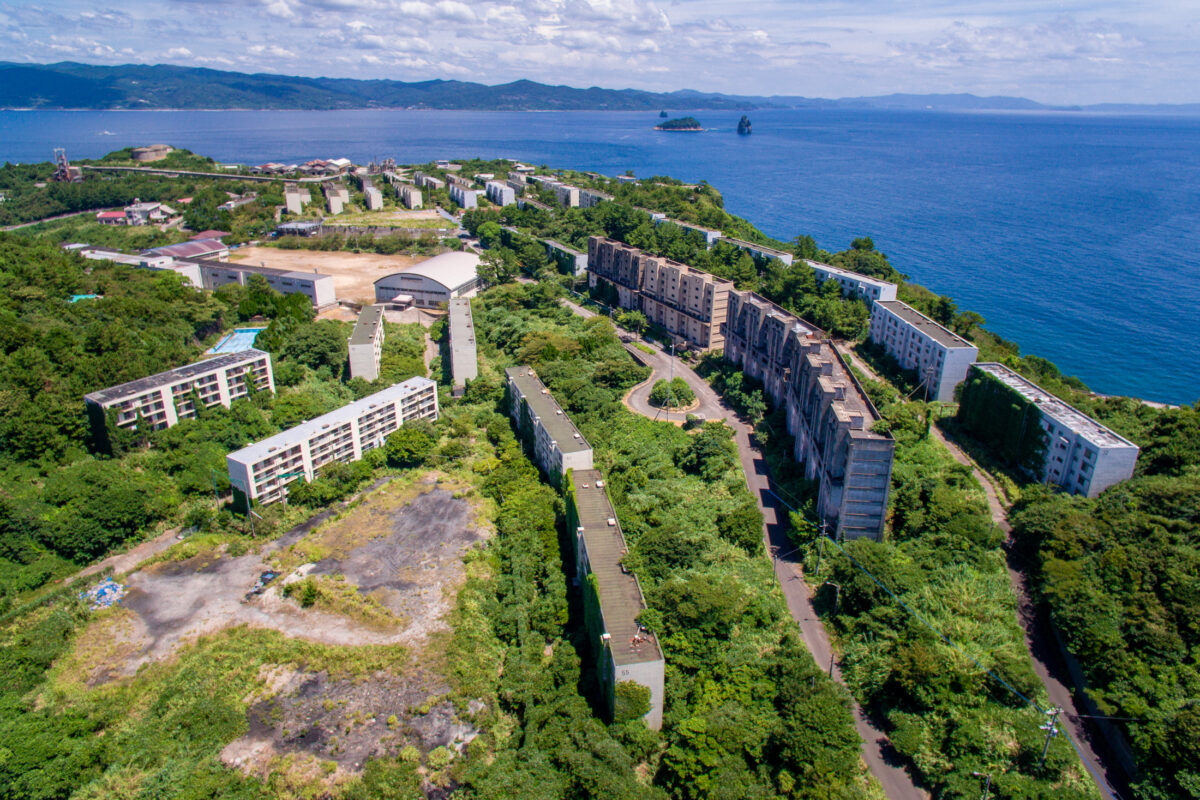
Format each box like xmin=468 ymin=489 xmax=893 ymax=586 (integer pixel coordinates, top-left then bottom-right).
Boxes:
xmin=3 ymin=108 xmax=1198 ymax=404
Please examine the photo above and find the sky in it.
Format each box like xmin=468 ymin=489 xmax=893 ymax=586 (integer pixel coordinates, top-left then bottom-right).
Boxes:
xmin=1 ymin=0 xmax=1197 ymax=105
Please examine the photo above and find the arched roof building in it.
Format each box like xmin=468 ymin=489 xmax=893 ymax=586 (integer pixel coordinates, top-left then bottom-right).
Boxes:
xmin=374 ymin=251 xmax=481 ymax=308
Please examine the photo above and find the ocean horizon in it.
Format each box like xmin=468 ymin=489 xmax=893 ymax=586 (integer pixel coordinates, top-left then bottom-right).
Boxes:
xmin=3 ymin=107 xmax=1197 ymax=404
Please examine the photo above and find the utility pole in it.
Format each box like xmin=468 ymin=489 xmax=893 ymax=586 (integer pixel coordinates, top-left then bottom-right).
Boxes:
xmin=1039 ymin=708 xmax=1062 ymax=771
xmin=971 ymin=771 xmax=992 ymax=800
xmin=828 ymin=650 xmax=835 ymax=678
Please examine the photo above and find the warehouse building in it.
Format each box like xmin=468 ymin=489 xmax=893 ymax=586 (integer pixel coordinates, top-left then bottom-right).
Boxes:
xmin=191 ymin=259 xmax=336 ymax=309
xmin=965 ymin=364 xmax=1139 ymax=497
xmin=587 ymin=237 xmax=731 ymax=351
xmin=143 ymin=237 xmax=229 ymax=262
xmin=868 ymin=300 xmax=978 ymax=402
xmin=348 ymin=304 xmax=385 ymax=382
xmin=724 ymin=291 xmax=894 ymax=540
xmin=565 ymin=468 xmax=665 ymax=729
xmin=505 ymin=366 xmax=593 ymax=485
xmin=448 ymin=297 xmax=478 ymax=397
xmin=374 ymin=251 xmax=481 ymax=308
xmin=227 ymin=377 xmax=438 ymax=506
xmin=806 ymin=260 xmax=897 ymax=304
xmin=85 ymin=349 xmax=274 ymax=440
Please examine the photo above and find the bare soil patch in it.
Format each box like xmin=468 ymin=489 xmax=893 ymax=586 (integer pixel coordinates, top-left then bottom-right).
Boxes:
xmin=230 ymin=246 xmax=430 ymax=305
xmin=96 ymin=475 xmax=487 ymax=680
xmin=221 ymin=667 xmax=477 ymax=778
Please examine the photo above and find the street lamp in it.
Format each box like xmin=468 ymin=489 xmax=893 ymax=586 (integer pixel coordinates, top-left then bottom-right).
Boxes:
xmin=971 ymin=771 xmax=991 ymax=800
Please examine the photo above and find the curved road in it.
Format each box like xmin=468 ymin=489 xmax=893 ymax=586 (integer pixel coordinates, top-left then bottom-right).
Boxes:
xmin=558 ymin=297 xmax=926 ymax=800
xmin=835 ymin=342 xmax=1127 ymax=800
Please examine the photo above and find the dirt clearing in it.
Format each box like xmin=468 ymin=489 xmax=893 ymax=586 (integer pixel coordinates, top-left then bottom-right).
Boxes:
xmin=99 ymin=475 xmax=487 ymax=679
xmin=230 ymin=246 xmax=429 ymax=305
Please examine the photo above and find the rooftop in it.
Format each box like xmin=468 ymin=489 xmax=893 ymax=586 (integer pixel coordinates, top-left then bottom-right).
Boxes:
xmin=187 ymin=257 xmax=332 ymax=283
xmin=448 ymin=298 xmax=478 ymax=386
xmin=505 ymin=367 xmax=591 ymax=455
xmin=227 ymin=377 xmax=436 ymax=466
xmin=85 ymin=349 xmax=269 ymax=405
xmin=349 ymin=304 xmax=384 ymax=346
xmin=805 ymin=260 xmax=897 ymax=291
xmin=721 ymin=236 xmax=791 ymax=258
xmin=543 ymin=239 xmax=584 ymax=255
xmin=143 ymin=238 xmax=228 ymax=259
xmin=874 ymin=300 xmax=976 ymax=349
xmin=973 ymin=364 xmax=1139 ymax=450
xmin=376 ymin=251 xmax=480 ymax=293
xmin=571 ymin=468 xmax=662 ymax=667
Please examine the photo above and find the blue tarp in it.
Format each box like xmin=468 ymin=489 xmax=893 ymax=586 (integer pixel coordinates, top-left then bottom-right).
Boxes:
xmin=81 ymin=578 xmax=126 ymax=610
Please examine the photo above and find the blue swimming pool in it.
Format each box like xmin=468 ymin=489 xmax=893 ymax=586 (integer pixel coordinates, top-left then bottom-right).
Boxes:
xmin=207 ymin=327 xmax=267 ymax=354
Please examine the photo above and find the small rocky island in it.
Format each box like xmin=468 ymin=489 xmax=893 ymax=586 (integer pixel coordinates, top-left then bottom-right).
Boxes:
xmin=737 ymin=115 xmax=752 ymax=135
xmin=655 ymin=116 xmax=703 ymax=131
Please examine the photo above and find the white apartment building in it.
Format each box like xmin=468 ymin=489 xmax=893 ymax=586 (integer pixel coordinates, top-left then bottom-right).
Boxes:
xmin=970 ymin=364 xmax=1140 ymax=497
xmin=719 ymin=236 xmax=794 ymax=266
xmin=399 ymin=184 xmax=423 ymax=209
xmin=579 ymin=188 xmax=613 ymax=208
xmin=347 ymin=304 xmax=385 ymax=382
xmin=806 ymin=260 xmax=897 ymax=304
xmin=85 ymin=349 xmax=275 ymax=438
xmin=227 ymin=377 xmax=438 ymax=505
xmin=869 ymin=300 xmax=978 ymax=402
xmin=284 ymin=185 xmax=310 ymax=215
xmin=544 ymin=239 xmax=588 ymax=275
xmin=505 ymin=366 xmax=593 ymax=485
xmin=485 ymin=180 xmax=516 ymax=206
xmin=553 ymin=184 xmax=580 ymax=207
xmin=448 ymin=297 xmax=478 ymax=397
xmin=448 ymin=183 xmax=479 ymax=209
xmin=363 ymin=186 xmax=383 ymax=211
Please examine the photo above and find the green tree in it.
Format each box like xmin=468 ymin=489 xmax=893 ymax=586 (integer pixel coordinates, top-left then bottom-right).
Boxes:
xmin=384 ymin=422 xmax=437 ymax=467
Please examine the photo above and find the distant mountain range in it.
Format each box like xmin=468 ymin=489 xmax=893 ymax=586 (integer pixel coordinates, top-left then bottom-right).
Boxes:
xmin=3 ymin=62 xmax=1199 ymax=115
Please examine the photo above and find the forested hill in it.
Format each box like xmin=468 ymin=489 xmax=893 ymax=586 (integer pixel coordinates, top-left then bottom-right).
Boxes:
xmin=7 ymin=62 xmax=1200 ymax=113
xmin=0 ymin=62 xmax=748 ymax=111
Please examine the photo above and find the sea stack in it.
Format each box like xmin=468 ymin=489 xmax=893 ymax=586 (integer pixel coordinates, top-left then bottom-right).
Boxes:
xmin=737 ymin=115 xmax=752 ymax=135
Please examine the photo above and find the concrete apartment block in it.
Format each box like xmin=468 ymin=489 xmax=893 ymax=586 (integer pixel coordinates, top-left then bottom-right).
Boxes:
xmin=448 ymin=184 xmax=479 ymax=209
xmin=363 ymin=186 xmax=383 ymax=211
xmin=869 ymin=300 xmax=978 ymax=402
xmin=586 ymin=237 xmax=731 ymax=351
xmin=85 ymin=349 xmax=275 ymax=440
xmin=284 ymin=185 xmax=310 ymax=215
xmin=566 ymin=469 xmax=664 ymax=729
xmin=485 ymin=180 xmax=516 ymax=206
xmin=227 ymin=377 xmax=438 ymax=506
xmin=448 ymin=298 xmax=478 ymax=397
xmin=544 ymin=239 xmax=588 ymax=275
xmin=553 ymin=184 xmax=580 ymax=207
xmin=655 ymin=217 xmax=721 ymax=248
xmin=347 ymin=304 xmax=385 ymax=382
xmin=971 ymin=363 xmax=1139 ymax=497
xmin=505 ymin=366 xmax=593 ymax=485
xmin=806 ymin=260 xmax=897 ymax=304
xmin=724 ymin=291 xmax=894 ymax=540
xmin=399 ymin=184 xmax=423 ymax=209
xmin=786 ymin=342 xmax=895 ymax=541
xmin=326 ymin=194 xmax=344 ymax=214
xmin=579 ymin=188 xmax=613 ymax=208
xmin=719 ymin=236 xmax=795 ymax=266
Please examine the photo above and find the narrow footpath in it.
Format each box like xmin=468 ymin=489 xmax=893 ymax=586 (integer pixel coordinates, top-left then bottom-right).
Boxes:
xmin=835 ymin=342 xmax=1127 ymax=800
xmin=557 ymin=297 xmax=926 ymax=800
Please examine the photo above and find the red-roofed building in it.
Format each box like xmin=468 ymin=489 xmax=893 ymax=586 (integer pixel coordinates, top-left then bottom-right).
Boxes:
xmin=96 ymin=210 xmax=127 ymax=225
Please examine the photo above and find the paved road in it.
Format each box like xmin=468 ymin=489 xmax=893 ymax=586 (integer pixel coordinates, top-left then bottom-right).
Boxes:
xmin=556 ymin=301 xmax=926 ymax=799
xmin=836 ymin=341 xmax=1126 ymax=800
xmin=2 ymin=207 xmax=120 ymax=232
